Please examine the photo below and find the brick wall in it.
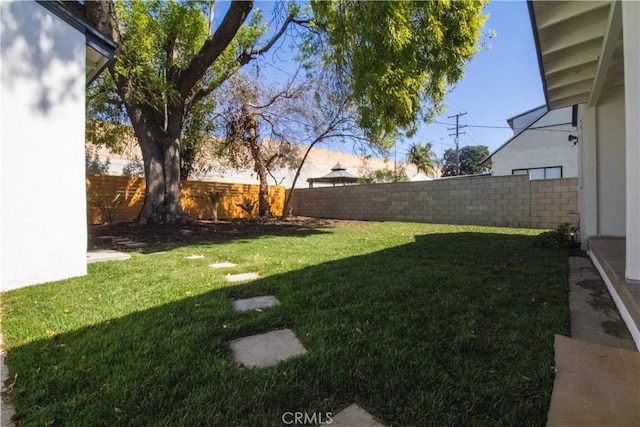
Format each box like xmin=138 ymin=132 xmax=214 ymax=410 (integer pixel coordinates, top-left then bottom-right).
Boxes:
xmin=287 ymin=175 xmax=578 ymax=229
xmin=86 ymin=175 xmax=285 ymax=224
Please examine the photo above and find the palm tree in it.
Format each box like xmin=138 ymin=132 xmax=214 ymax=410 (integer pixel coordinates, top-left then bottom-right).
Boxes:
xmin=407 ymin=143 xmax=436 ymax=176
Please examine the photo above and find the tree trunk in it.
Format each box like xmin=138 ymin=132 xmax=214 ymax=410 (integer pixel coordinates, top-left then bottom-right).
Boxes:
xmin=255 ymin=163 xmax=271 ymax=217
xmin=133 ymin=113 xmax=187 ymax=225
xmin=249 ymin=143 xmax=271 ymax=217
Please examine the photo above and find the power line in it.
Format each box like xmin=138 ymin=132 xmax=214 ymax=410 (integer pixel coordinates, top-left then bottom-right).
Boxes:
xmin=434 ymin=121 xmax=575 ymax=132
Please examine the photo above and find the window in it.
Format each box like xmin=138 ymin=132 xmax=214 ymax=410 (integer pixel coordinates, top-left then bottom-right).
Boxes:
xmin=512 ymin=166 xmax=563 ymax=180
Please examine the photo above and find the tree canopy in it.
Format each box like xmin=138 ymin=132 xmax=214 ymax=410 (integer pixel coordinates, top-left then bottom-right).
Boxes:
xmin=310 ymin=1 xmax=488 ymax=141
xmin=441 ymin=145 xmax=490 ymax=176
xmin=84 ymin=0 xmax=488 ymax=224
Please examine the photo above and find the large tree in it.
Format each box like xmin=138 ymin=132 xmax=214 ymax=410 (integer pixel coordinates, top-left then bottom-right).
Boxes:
xmin=84 ymin=1 xmax=297 ymax=224
xmin=83 ymin=0 xmax=487 ymax=224
xmin=441 ymin=145 xmax=490 ymax=176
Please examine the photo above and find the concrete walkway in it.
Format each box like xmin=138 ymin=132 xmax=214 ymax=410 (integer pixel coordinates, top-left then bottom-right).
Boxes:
xmin=546 ymin=257 xmax=639 ymax=426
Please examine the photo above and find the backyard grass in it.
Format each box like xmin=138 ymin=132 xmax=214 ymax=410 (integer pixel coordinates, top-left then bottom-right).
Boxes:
xmin=1 ymin=221 xmax=570 ymax=426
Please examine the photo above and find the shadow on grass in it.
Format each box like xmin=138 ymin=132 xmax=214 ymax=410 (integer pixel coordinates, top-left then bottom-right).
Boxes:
xmin=5 ymin=232 xmax=569 ymax=426
xmin=89 ymin=219 xmax=341 ymax=254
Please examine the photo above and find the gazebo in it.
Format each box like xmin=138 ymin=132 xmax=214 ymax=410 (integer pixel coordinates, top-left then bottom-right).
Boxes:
xmin=307 ymin=163 xmax=359 ymax=188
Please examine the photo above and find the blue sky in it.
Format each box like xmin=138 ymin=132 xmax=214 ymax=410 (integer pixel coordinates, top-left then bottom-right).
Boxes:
xmin=231 ymin=0 xmax=546 ymax=163
xmin=404 ymin=0 xmax=546 ymax=161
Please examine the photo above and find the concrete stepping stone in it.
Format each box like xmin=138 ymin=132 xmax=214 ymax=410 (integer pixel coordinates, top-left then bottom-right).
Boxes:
xmin=122 ymin=242 xmax=147 ymax=248
xmin=230 ymin=329 xmax=307 ymax=368
xmin=233 ymin=296 xmax=280 ymax=312
xmin=185 ymin=255 xmax=205 ymax=259
xmin=210 ymin=262 xmax=237 ymax=269
xmin=331 ymin=404 xmax=386 ymax=427
xmin=226 ymin=272 xmax=258 ymax=283
xmin=87 ymin=250 xmax=131 ymax=264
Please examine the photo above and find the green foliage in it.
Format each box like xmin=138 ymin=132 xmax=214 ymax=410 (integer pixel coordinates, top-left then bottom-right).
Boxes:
xmin=310 ymin=1 xmax=488 ymax=140
xmin=87 ymin=1 xmax=267 ymax=180
xmin=358 ymin=166 xmax=408 ymax=184
xmin=534 ymin=223 xmax=579 ymax=249
xmin=407 ymin=142 xmax=436 ymax=175
xmin=88 ymin=192 xmax=123 ymax=224
xmin=236 ymin=198 xmax=257 ymax=218
xmin=113 ymin=1 xmax=208 ymax=108
xmin=207 ymin=191 xmax=224 ymax=206
xmin=441 ymin=145 xmax=490 ymax=176
xmin=86 ymin=72 xmax=132 ymax=153
xmin=207 ymin=190 xmax=224 ymax=222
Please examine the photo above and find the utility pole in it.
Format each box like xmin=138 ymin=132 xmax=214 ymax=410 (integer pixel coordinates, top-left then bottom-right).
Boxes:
xmin=448 ymin=112 xmax=467 ymax=175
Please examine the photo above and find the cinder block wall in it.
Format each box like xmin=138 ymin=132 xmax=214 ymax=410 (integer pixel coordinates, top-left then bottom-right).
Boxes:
xmin=287 ymin=175 xmax=578 ymax=229
xmin=86 ymin=175 xmax=285 ymax=224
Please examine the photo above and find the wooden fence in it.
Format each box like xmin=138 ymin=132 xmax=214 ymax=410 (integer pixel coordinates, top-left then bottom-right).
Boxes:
xmin=86 ymin=175 xmax=285 ymax=224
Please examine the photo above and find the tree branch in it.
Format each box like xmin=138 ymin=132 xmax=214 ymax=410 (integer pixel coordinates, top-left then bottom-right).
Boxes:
xmin=176 ymin=0 xmax=253 ymax=98
xmin=237 ymin=12 xmax=298 ymax=67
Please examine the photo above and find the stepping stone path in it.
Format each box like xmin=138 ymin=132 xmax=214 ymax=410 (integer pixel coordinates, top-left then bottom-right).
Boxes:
xmin=122 ymin=241 xmax=147 ymax=249
xmin=87 ymin=250 xmax=131 ymax=264
xmin=226 ymin=272 xmax=259 ymax=282
xmin=185 ymin=255 xmax=205 ymax=259
xmin=222 ymin=265 xmax=385 ymax=424
xmin=99 ymin=236 xmax=147 ymax=249
xmin=210 ymin=262 xmax=237 ymax=269
xmin=230 ymin=329 xmax=307 ymax=368
xmin=233 ymin=296 xmax=280 ymax=312
xmin=331 ymin=404 xmax=386 ymax=427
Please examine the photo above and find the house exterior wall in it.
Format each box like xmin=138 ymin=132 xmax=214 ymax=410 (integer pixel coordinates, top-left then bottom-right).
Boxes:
xmin=578 ymin=87 xmax=626 ymax=242
xmin=623 ymin=0 xmax=640 ymax=283
xmin=492 ymin=107 xmax=578 ymax=178
xmin=288 ymin=175 xmax=578 ymax=230
xmin=1 ymin=1 xmax=87 ymax=290
xmin=596 ymin=86 xmax=626 ymax=237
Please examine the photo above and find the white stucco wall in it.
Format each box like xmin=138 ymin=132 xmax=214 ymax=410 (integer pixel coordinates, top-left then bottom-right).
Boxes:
xmin=1 ymin=1 xmax=87 ymax=290
xmin=596 ymin=86 xmax=626 ymax=237
xmin=623 ymin=0 xmax=640 ymax=283
xmin=491 ymin=107 xmax=578 ymax=177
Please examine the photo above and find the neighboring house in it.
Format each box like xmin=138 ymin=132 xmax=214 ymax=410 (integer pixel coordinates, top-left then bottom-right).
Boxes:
xmin=1 ymin=1 xmax=116 ymax=291
xmin=529 ymin=0 xmax=640 ymax=348
xmin=482 ymin=105 xmax=578 ymax=179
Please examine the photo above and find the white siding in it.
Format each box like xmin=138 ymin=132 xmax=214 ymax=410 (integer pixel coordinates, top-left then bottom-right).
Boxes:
xmin=1 ymin=1 xmax=87 ymax=290
xmin=596 ymin=86 xmax=626 ymax=237
xmin=623 ymin=0 xmax=640 ymax=283
xmin=492 ymin=107 xmax=578 ymax=177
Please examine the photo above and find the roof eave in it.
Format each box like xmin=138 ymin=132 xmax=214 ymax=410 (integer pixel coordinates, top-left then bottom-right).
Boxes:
xmin=527 ymin=0 xmax=551 ymax=110
xmin=37 ymin=1 xmax=118 ymax=85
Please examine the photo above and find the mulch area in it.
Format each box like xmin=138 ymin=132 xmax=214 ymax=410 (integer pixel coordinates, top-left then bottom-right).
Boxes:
xmin=89 ymin=217 xmax=372 ymax=250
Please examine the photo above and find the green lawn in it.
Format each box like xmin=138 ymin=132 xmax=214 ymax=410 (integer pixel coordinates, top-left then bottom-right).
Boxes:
xmin=1 ymin=222 xmax=569 ymax=426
